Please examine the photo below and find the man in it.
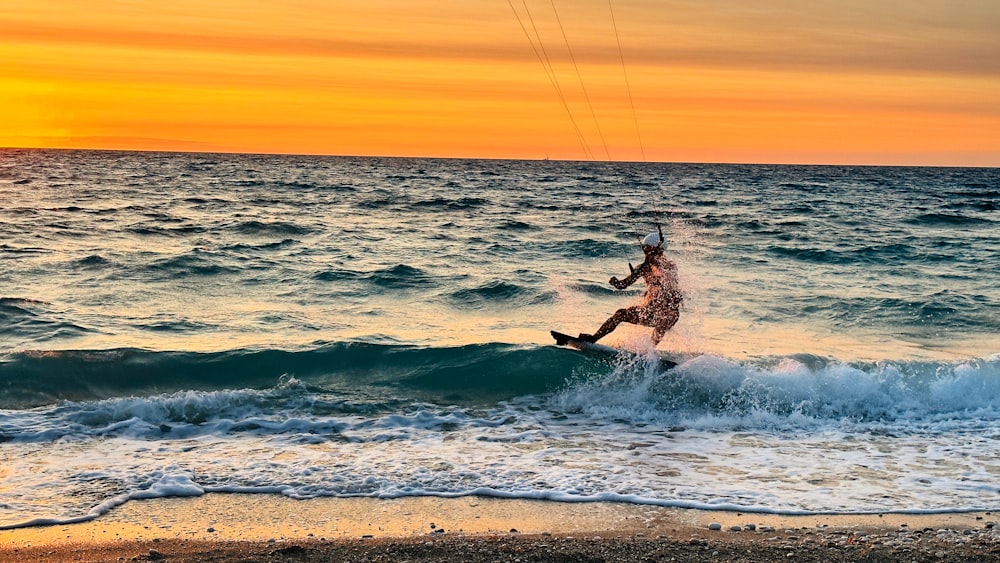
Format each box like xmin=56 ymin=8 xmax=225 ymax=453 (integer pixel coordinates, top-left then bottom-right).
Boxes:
xmin=578 ymin=230 xmax=682 ymax=345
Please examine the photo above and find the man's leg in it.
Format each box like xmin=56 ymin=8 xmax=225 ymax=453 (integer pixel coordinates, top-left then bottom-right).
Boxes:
xmin=580 ymin=307 xmax=642 ymax=342
xmin=651 ymin=308 xmax=680 ymax=345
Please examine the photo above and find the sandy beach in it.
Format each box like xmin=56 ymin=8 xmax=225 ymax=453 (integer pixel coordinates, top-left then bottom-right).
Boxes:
xmin=1 ymin=495 xmax=998 ymax=562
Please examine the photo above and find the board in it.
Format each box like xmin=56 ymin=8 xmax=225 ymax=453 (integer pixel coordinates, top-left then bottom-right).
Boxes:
xmin=550 ymin=330 xmax=621 ymax=355
xmin=550 ymin=330 xmax=678 ymax=370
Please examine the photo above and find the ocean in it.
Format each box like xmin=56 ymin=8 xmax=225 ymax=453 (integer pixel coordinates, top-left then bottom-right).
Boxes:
xmin=1 ymin=148 xmax=997 ymax=528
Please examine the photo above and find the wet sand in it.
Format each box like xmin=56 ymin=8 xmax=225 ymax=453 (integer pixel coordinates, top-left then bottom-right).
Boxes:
xmin=1 ymin=495 xmax=998 ymax=562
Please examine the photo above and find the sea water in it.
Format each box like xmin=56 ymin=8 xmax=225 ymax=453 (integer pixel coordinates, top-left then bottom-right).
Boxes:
xmin=0 ymin=149 xmax=997 ymax=528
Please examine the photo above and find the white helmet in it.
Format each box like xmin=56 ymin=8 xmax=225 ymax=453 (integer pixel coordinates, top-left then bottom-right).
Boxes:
xmin=641 ymin=231 xmax=662 ymax=248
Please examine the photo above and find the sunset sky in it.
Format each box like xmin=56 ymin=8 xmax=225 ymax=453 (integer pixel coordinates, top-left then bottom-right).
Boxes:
xmin=2 ymin=1 xmax=998 ymax=165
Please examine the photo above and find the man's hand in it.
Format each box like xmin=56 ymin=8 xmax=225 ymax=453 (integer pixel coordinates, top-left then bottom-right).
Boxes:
xmin=610 ymin=276 xmax=626 ymax=289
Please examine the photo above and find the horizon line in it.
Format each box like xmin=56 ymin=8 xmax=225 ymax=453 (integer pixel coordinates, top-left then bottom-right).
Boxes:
xmin=3 ymin=145 xmax=996 ymax=170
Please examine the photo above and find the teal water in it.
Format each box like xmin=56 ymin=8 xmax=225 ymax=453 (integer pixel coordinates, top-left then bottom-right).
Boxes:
xmin=1 ymin=149 xmax=998 ymax=527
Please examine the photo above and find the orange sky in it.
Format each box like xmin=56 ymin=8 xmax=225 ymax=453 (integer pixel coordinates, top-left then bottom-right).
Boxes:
xmin=2 ymin=0 xmax=998 ymax=165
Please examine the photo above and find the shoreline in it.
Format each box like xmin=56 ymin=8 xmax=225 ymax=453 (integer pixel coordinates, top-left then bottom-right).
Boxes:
xmin=2 ymin=495 xmax=998 ymax=562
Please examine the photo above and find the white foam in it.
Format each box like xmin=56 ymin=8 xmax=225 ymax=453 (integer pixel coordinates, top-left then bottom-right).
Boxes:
xmin=3 ymin=357 xmax=1000 ymax=529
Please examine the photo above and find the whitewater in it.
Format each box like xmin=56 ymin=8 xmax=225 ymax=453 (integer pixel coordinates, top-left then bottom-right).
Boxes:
xmin=1 ymin=149 xmax=998 ymax=529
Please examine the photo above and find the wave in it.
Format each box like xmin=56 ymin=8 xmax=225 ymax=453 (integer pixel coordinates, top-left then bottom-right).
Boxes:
xmin=144 ymin=251 xmax=240 ymax=278
xmin=569 ymin=281 xmax=638 ymax=297
xmin=552 ymin=353 xmax=1000 ymax=428
xmin=446 ymin=280 xmax=555 ymax=309
xmin=410 ymin=196 xmax=490 ymax=211
xmin=0 ymin=298 xmax=96 ymax=343
xmin=907 ymin=213 xmax=994 ymax=226
xmin=0 ymin=342 xmax=595 ymax=410
xmin=220 ymin=238 xmax=298 ymax=252
xmin=125 ymin=223 xmax=207 ymax=237
xmin=765 ymin=244 xmax=925 ymax=266
xmin=0 ymin=244 xmax=49 ymax=255
xmin=498 ymin=220 xmax=534 ymax=231
xmin=313 ymin=267 xmax=364 ymax=282
xmin=231 ymin=220 xmax=312 ymax=236
xmin=0 ymin=297 xmax=51 ymax=307
xmin=72 ymin=254 xmax=112 ymax=269
xmin=366 ymin=264 xmax=437 ymax=289
xmin=2 ymin=342 xmax=997 ymax=428
xmin=823 ymin=292 xmax=999 ymax=331
xmin=535 ymin=239 xmax=623 ymax=259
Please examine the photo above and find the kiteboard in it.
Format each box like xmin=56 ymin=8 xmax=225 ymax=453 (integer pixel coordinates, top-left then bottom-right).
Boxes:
xmin=550 ymin=331 xmax=620 ymax=355
xmin=550 ymin=330 xmax=678 ymax=369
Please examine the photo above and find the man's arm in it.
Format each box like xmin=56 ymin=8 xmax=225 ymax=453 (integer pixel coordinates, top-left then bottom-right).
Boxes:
xmin=609 ymin=260 xmax=650 ymax=289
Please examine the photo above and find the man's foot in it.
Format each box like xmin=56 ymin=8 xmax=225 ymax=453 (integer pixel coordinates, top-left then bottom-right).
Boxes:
xmin=577 ymin=333 xmax=596 ymax=343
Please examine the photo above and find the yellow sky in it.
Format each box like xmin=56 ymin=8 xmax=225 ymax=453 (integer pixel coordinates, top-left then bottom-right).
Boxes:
xmin=1 ymin=0 xmax=998 ymax=165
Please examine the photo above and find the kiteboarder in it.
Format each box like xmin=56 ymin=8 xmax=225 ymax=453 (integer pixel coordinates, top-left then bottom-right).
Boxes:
xmin=578 ymin=229 xmax=682 ymax=345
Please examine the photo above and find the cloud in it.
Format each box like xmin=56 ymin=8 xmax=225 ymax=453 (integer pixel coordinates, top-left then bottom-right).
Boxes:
xmin=3 ymin=135 xmax=234 ymax=153
xmin=4 ymin=15 xmax=999 ymax=78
